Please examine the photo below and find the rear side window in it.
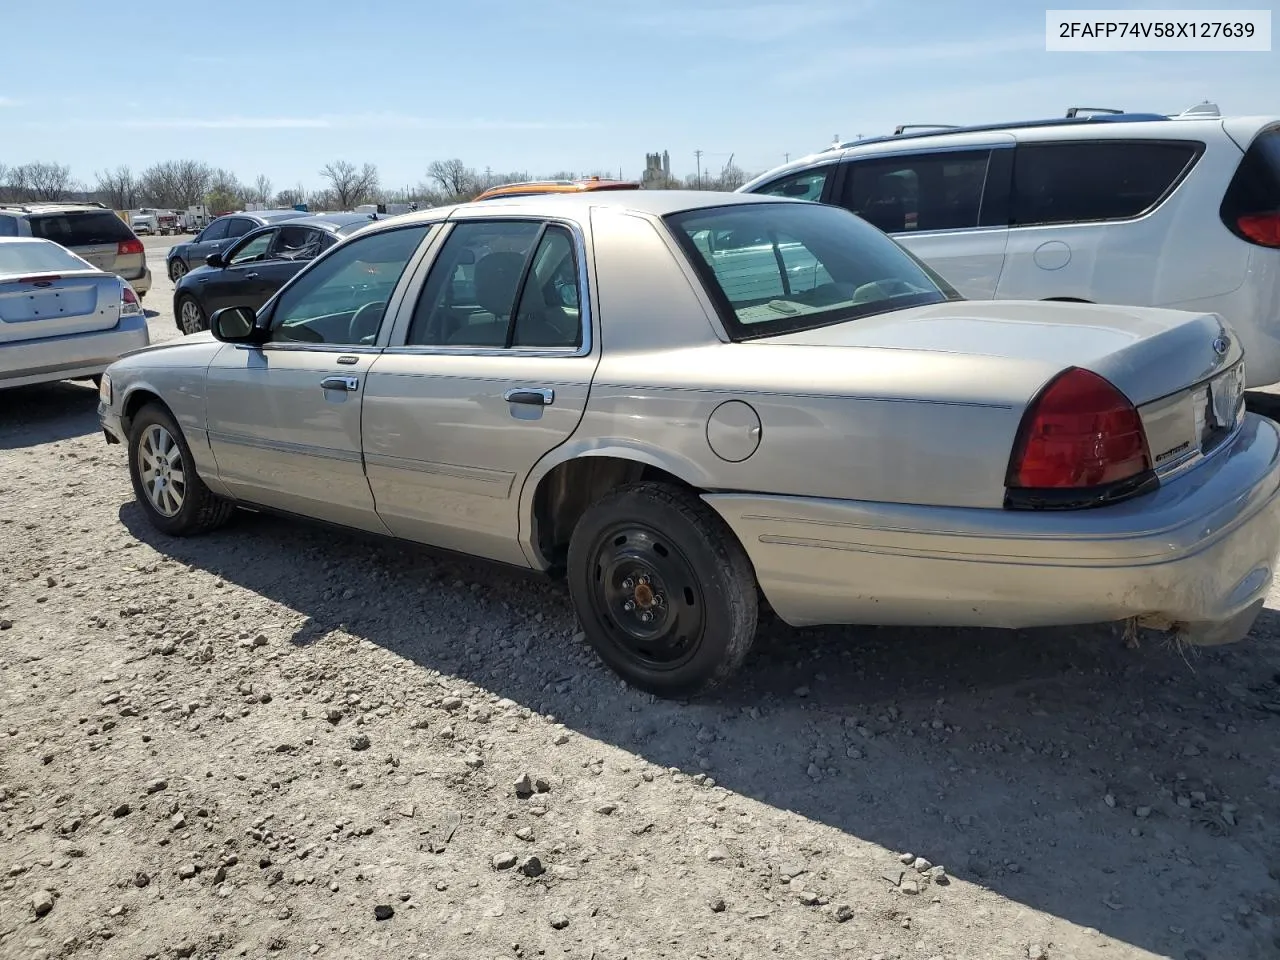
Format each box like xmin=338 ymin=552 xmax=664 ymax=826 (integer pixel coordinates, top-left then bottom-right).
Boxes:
xmin=1011 ymin=141 xmax=1200 ymax=226
xmin=1220 ymin=128 xmax=1280 ymax=248
xmin=842 ymin=151 xmax=992 ymax=233
xmin=29 ymin=211 xmax=133 ymax=246
xmin=0 ymin=216 xmax=18 ymax=237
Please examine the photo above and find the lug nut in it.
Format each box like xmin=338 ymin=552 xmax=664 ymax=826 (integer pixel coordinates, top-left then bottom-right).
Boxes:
xmin=623 ymin=600 xmax=635 ymax=612
xmin=639 ymin=611 xmax=653 ymax=623
xmin=622 ymin=578 xmax=635 ymax=590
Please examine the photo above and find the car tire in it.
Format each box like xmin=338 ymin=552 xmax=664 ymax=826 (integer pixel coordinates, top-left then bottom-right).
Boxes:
xmin=127 ymin=403 xmax=234 ymax=537
xmin=177 ymin=295 xmax=206 ymax=335
xmin=169 ymin=259 xmax=188 ymax=282
xmin=566 ymin=481 xmax=759 ymax=698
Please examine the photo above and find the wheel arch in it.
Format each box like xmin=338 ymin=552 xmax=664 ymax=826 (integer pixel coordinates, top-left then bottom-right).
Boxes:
xmin=519 ymin=443 xmax=715 ymax=572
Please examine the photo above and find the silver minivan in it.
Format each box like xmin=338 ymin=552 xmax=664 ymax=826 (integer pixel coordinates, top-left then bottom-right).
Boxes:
xmin=0 ymin=202 xmax=152 ymax=298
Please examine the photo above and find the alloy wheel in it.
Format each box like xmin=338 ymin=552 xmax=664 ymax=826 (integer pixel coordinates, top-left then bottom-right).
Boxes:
xmin=179 ymin=299 xmax=204 ymax=334
xmin=138 ymin=424 xmax=186 ymax=518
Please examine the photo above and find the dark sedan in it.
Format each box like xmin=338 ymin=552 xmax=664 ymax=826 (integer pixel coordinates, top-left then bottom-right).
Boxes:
xmin=166 ymin=209 xmax=312 ymax=282
xmin=172 ymin=213 xmax=379 ymax=334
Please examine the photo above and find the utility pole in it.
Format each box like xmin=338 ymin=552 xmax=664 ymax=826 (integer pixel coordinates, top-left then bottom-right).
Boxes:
xmin=694 ymin=149 xmax=703 ymax=189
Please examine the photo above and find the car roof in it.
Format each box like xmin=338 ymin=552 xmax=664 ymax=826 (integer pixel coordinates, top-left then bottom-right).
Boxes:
xmin=740 ymin=107 xmax=1280 ymax=190
xmin=216 ymin=209 xmax=309 ymax=223
xmin=365 ymin=190 xmax=790 ymax=233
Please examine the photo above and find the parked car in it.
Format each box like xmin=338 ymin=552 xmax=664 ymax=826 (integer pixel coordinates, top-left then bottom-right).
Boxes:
xmin=740 ymin=103 xmax=1280 ymax=387
xmin=172 ymin=213 xmax=380 ymax=334
xmin=473 ymin=176 xmax=641 ymax=201
xmin=2 ymin=237 xmax=148 ymax=389
xmin=0 ymin=201 xmax=151 ymax=299
xmin=165 ymin=209 xmax=312 ymax=282
xmin=98 ymin=192 xmax=1280 ymax=697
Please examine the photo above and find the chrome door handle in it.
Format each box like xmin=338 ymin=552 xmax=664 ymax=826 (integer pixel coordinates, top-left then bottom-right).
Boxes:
xmin=503 ymin=387 xmax=555 ymax=406
xmin=321 ymin=375 xmax=359 ymax=392
xmin=244 ymin=272 xmax=259 ymax=279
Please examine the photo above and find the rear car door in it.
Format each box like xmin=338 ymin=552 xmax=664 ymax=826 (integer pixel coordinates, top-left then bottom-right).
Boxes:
xmin=838 ymin=145 xmax=1011 ymax=298
xmin=187 ymin=218 xmax=229 ymax=265
xmin=363 ymin=218 xmax=597 ymax=566
xmin=203 ymin=222 xmax=436 ymax=532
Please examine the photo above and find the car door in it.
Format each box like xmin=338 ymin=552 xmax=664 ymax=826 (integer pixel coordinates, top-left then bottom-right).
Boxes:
xmin=837 ymin=144 xmax=1012 ymax=298
xmin=363 ymin=218 xmax=598 ymax=567
xmin=203 ymin=222 xmax=436 ymax=533
xmin=187 ymin=217 xmax=229 ymax=265
xmin=195 ymin=227 xmax=278 ymax=313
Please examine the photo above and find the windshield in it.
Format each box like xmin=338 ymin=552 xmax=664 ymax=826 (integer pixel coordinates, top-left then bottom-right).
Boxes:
xmin=665 ymin=201 xmax=955 ymax=340
xmin=0 ymin=240 xmax=95 ymax=277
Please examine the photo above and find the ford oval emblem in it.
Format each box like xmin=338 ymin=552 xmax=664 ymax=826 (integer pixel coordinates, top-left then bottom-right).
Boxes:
xmin=1212 ymin=335 xmax=1230 ymax=357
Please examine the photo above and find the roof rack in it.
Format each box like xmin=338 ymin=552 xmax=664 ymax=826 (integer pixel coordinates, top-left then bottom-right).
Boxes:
xmin=1065 ymin=106 xmax=1123 ymax=117
xmin=0 ymin=200 xmax=108 ymax=212
xmin=893 ymin=124 xmax=959 ymax=135
xmin=823 ymin=110 xmax=1171 ymax=153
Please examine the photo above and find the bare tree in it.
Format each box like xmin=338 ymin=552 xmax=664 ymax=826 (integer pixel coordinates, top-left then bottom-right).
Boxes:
xmin=319 ymin=161 xmax=379 ymax=209
xmin=253 ymin=174 xmax=273 ymax=206
xmin=426 ymin=159 xmax=477 ymax=200
xmin=15 ymin=162 xmax=77 ymax=200
xmin=139 ymin=160 xmax=213 ymax=208
xmin=96 ymin=166 xmax=137 ymax=210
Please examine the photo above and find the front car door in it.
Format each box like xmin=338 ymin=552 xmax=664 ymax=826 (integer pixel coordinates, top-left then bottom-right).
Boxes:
xmin=363 ymin=217 xmax=598 ymax=566
xmin=837 ymin=144 xmax=1012 ymax=298
xmin=203 ymin=222 xmax=436 ymax=532
xmin=196 ymin=227 xmax=278 ymax=313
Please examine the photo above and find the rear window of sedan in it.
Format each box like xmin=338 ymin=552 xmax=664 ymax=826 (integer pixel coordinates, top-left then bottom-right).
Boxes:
xmin=665 ymin=201 xmax=954 ymax=340
xmin=0 ymin=240 xmax=94 ymax=276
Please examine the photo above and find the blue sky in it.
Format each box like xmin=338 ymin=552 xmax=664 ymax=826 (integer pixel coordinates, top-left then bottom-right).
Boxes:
xmin=1 ymin=0 xmax=1274 ymax=191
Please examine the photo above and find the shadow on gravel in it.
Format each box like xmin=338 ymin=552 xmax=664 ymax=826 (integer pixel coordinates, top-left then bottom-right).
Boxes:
xmin=0 ymin=380 xmax=101 ymax=449
xmin=119 ymin=502 xmax=1280 ymax=959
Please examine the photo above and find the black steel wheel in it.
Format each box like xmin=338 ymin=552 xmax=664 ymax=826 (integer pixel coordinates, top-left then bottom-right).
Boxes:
xmin=567 ymin=482 xmax=758 ymax=698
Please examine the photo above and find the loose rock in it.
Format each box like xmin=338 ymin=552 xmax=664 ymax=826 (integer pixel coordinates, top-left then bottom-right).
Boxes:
xmin=493 ymin=852 xmax=518 ymax=870
xmin=32 ymin=890 xmax=54 ymax=918
xmin=373 ymin=904 xmax=394 ymax=921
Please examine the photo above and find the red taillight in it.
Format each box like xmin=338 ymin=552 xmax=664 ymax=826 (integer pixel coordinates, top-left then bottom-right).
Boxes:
xmin=1237 ymin=212 xmax=1280 ymax=248
xmin=1007 ymin=368 xmax=1151 ymax=491
xmin=122 ymin=285 xmax=139 ymax=306
xmin=118 ymin=238 xmax=144 ymax=256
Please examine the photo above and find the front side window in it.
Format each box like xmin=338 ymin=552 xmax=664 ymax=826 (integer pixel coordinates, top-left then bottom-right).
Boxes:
xmin=227 ymin=230 xmax=275 ymax=265
xmin=667 ymin=202 xmax=951 ymax=340
xmin=754 ymin=166 xmax=832 ymax=202
xmin=406 ymin=220 xmax=582 ymax=350
xmin=268 ymin=224 xmax=433 ymax=346
xmin=199 ymin=219 xmax=229 ymax=242
xmin=1011 ymin=140 xmax=1201 ymax=226
xmin=843 ymin=151 xmax=992 ymax=233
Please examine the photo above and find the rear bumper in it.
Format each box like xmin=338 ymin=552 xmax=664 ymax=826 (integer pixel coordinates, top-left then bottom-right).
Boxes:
xmin=705 ymin=413 xmax=1280 ymax=645
xmin=0 ymin=315 xmax=150 ymax=389
xmin=124 ymin=266 xmax=152 ymax=297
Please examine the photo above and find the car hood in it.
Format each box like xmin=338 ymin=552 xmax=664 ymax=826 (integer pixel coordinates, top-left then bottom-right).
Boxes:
xmin=764 ymin=299 xmax=1240 ymax=406
xmin=114 ymin=330 xmax=219 ymax=364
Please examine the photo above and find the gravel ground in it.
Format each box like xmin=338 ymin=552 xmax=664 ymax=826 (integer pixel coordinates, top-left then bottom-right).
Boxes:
xmin=2 ymin=243 xmax=1280 ymax=960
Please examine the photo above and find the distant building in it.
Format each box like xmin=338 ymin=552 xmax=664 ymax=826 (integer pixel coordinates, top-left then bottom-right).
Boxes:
xmin=641 ymin=151 xmax=672 ymax=188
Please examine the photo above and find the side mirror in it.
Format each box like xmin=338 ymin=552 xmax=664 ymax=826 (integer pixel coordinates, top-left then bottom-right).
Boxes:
xmin=209 ymin=306 xmax=263 ymax=343
xmin=206 ymin=253 xmax=224 ymax=268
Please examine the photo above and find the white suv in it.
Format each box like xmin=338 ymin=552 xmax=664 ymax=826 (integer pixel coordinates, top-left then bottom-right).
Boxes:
xmin=740 ymin=104 xmax=1280 ymax=387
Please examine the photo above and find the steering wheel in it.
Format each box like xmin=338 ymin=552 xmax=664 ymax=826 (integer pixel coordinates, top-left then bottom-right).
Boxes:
xmin=347 ymin=301 xmax=387 ymax=344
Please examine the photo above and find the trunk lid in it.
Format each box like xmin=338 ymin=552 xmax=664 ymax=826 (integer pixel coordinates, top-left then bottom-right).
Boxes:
xmin=766 ymin=299 xmax=1240 ymax=406
xmin=0 ymin=270 xmax=121 ymax=343
xmin=767 ymin=298 xmax=1246 ymax=484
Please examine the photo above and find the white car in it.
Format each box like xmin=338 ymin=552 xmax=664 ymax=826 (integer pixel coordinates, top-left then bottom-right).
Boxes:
xmin=0 ymin=238 xmax=150 ymax=389
xmin=741 ymin=103 xmax=1280 ymax=387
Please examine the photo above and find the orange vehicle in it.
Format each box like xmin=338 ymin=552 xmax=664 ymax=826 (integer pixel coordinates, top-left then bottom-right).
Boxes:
xmin=472 ymin=176 xmax=642 ymax=202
